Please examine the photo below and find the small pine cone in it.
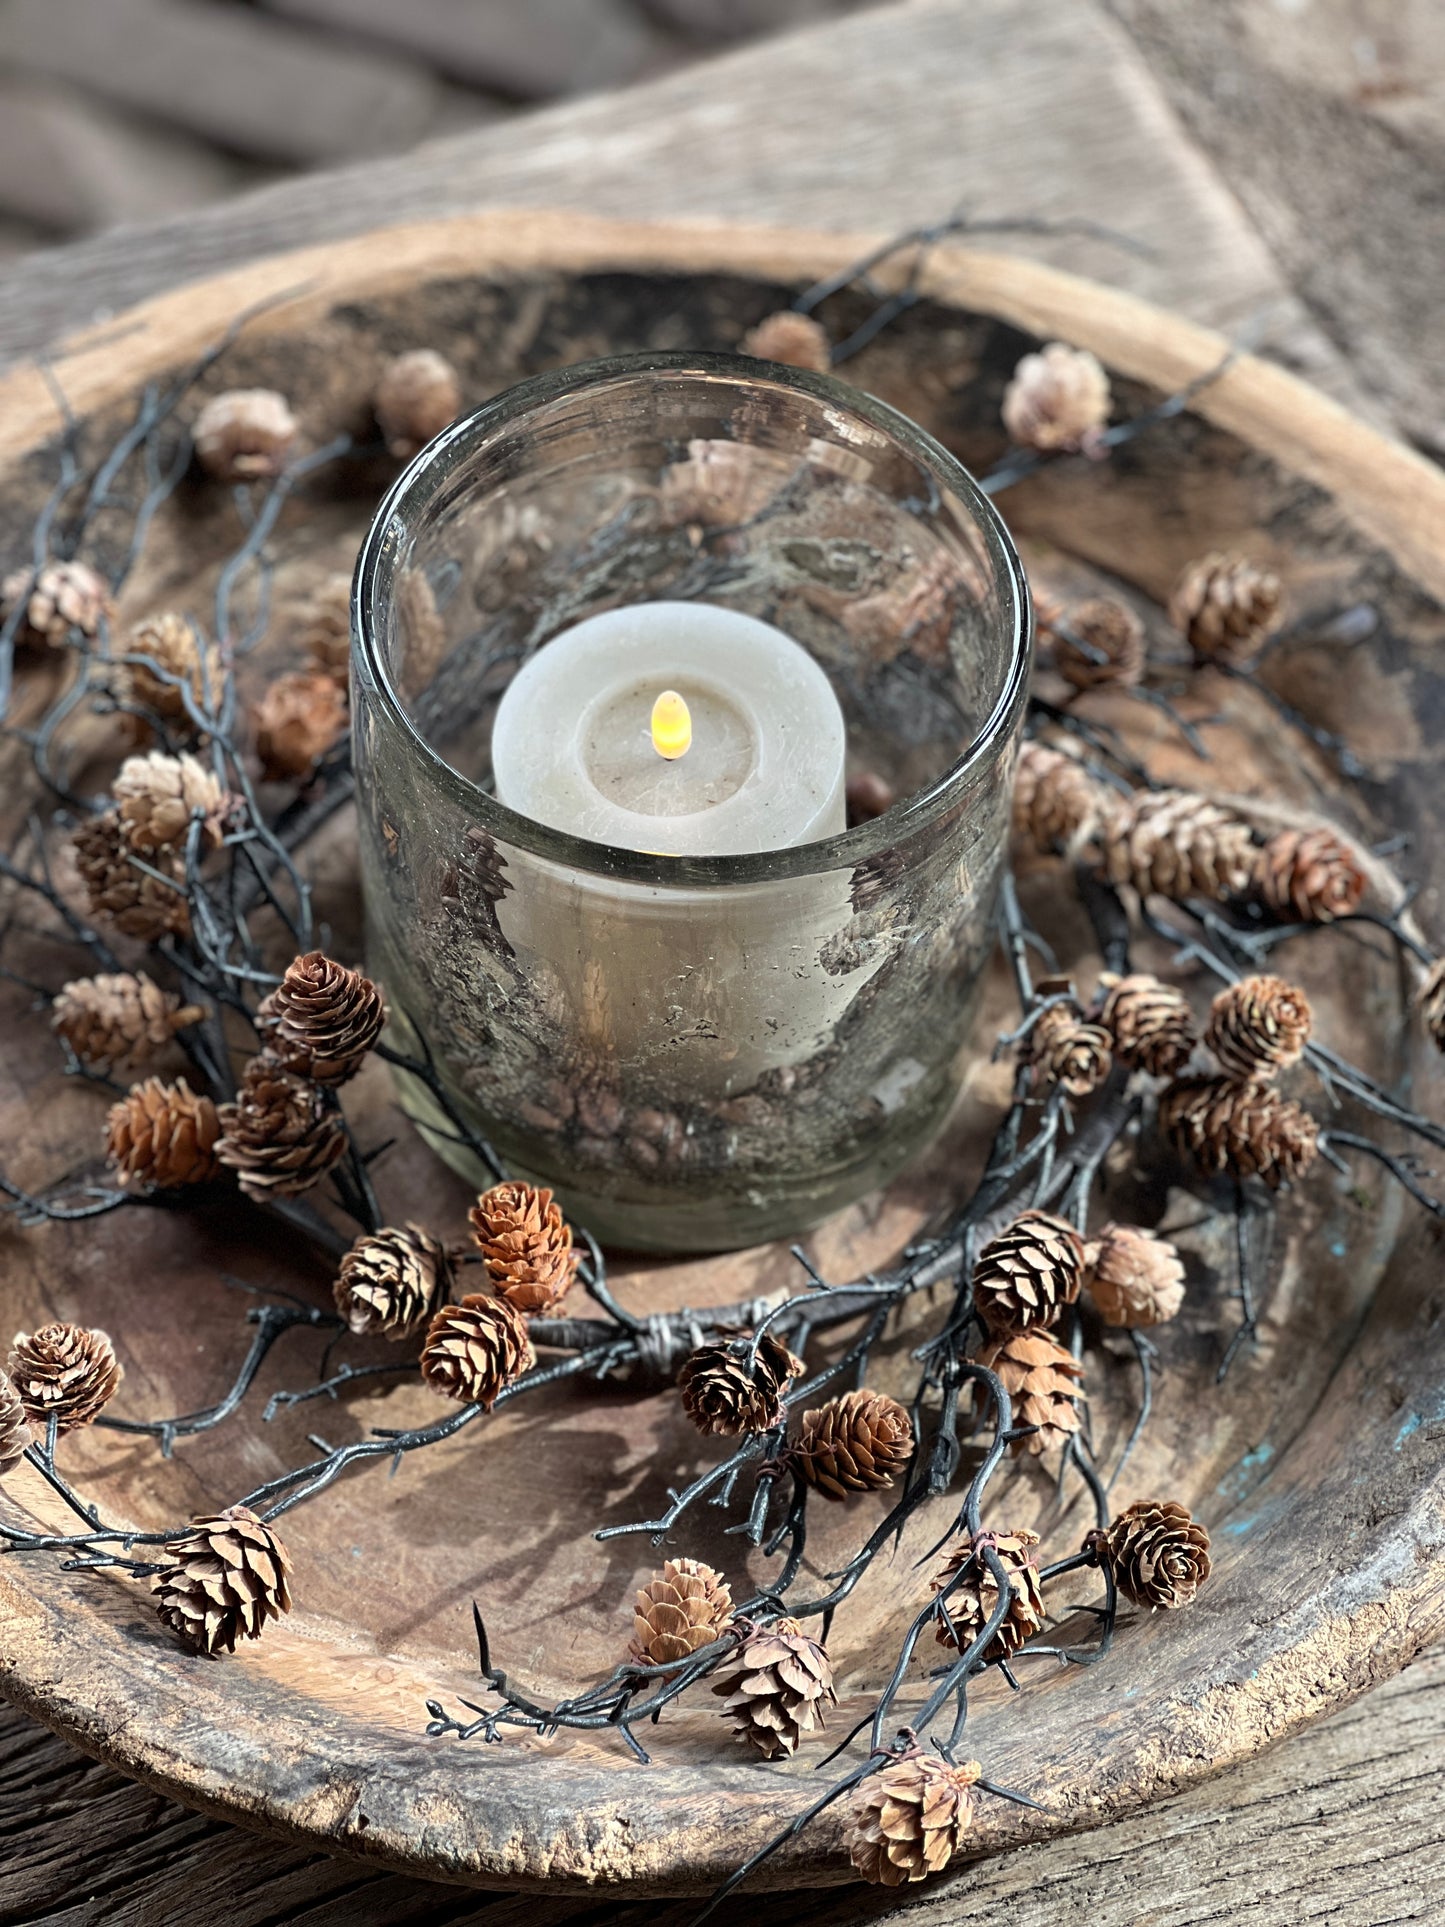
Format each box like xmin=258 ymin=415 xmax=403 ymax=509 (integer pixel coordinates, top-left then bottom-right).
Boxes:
xmin=335 ymin=1223 xmax=453 ymax=1339
xmin=628 ymin=1557 xmax=734 ymax=1668
xmin=106 ymin=1075 xmax=222 ymax=1189
xmin=253 ymin=669 xmax=348 ymax=781
xmin=6 ymin=1323 xmax=122 ymax=1434
xmin=297 ymin=573 xmax=351 ymax=683
xmin=1 ymin=559 xmax=113 ymax=648
xmin=931 ymin=1527 xmax=1045 ymax=1659
xmin=53 ymin=972 xmax=201 ymax=1075
xmin=1205 ymin=974 xmax=1312 ymax=1081
xmin=1053 ymin=597 xmax=1145 ymax=692
xmin=1099 ymin=972 xmax=1197 ymax=1078
xmin=679 ymin=1332 xmax=804 ymax=1436
xmin=420 ymin=1293 xmax=535 ymax=1408
xmin=114 ymin=750 xmax=227 ymax=855
xmin=0 ymin=1371 xmax=29 ymax=1478
xmin=972 ymin=1208 xmax=1085 ymax=1336
xmin=122 ymin=612 xmax=222 ymax=729
xmin=374 ymin=349 xmax=462 ymax=459
xmin=1101 ymin=787 xmax=1256 ymax=903
xmin=793 ymin=1388 xmax=914 ymax=1499
xmin=215 ymin=1055 xmax=348 ymax=1199
xmin=739 ymin=310 xmax=831 ymax=372
xmin=468 ymin=1179 xmax=579 ymax=1314
xmin=1159 ymin=1074 xmax=1319 ymax=1187
xmin=846 ymin=1753 xmax=982 ymax=1887
xmin=256 ymin=950 xmax=385 ymax=1086
xmin=1029 ymin=1002 xmax=1113 ymax=1098
xmin=971 ymin=1329 xmax=1085 ymax=1457
xmin=711 ymin=1617 xmax=836 ymax=1759
xmin=193 ymin=389 xmax=297 ymax=482
xmin=1420 ymin=958 xmax=1445 ymax=1053
xmin=1012 ymin=741 xmax=1109 ymax=855
xmin=1001 ymin=341 xmax=1110 ymax=453
xmin=1169 ymin=551 xmax=1282 ymax=668
xmin=1255 ymin=827 xmax=1366 ymax=924
xmin=1097 ymin=1498 xmax=1211 ymax=1610
xmin=73 ymin=810 xmax=190 ymax=942
xmin=152 ymin=1505 xmax=293 ymax=1654
xmin=1084 ymin=1223 xmax=1185 ymax=1327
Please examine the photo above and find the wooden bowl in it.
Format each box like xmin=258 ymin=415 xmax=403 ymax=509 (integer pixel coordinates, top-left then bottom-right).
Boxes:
xmin=1 ymin=212 xmax=1443 ymax=1898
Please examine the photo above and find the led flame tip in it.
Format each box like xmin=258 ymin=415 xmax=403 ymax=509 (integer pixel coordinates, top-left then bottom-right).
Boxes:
xmin=650 ymin=689 xmax=692 ymax=760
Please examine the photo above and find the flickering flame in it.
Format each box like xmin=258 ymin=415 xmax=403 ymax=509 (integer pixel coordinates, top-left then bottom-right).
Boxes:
xmin=650 ymin=689 xmax=692 ymax=760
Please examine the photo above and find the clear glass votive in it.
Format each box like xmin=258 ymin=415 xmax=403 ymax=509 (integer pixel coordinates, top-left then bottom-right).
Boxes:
xmin=352 ymin=352 xmax=1031 ymax=1252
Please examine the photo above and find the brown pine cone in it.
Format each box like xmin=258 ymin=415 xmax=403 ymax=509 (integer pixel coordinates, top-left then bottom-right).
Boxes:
xmin=53 ymin=972 xmax=202 ymax=1075
xmin=1205 ymin=974 xmax=1312 ymax=1081
xmin=335 ymin=1223 xmax=453 ymax=1339
xmin=73 ymin=810 xmax=190 ymax=941
xmin=193 ymin=389 xmax=297 ymax=482
xmin=468 ymin=1179 xmax=579 ymax=1314
xmin=6 ymin=1323 xmax=122 ymax=1433
xmin=1097 ymin=1498 xmax=1211 ymax=1609
xmin=1029 ymin=1001 xmax=1113 ymax=1098
xmin=711 ymin=1617 xmax=836 ymax=1759
xmin=739 ymin=310 xmax=831 ymax=372
xmin=1098 ymin=972 xmax=1197 ymax=1078
xmin=1084 ymin=1223 xmax=1186 ymax=1327
xmin=1053 ymin=597 xmax=1146 ymax=691
xmin=1012 ymin=740 xmax=1110 ymax=855
xmin=152 ymin=1505 xmax=293 ymax=1654
xmin=215 ymin=1056 xmax=348 ymax=1199
xmin=1421 ymin=958 xmax=1445 ymax=1052
xmin=1159 ymin=1074 xmax=1319 ymax=1187
xmin=297 ymin=572 xmax=351 ymax=683
xmin=971 ymin=1329 xmax=1085 ymax=1457
xmin=972 ymin=1209 xmax=1085 ymax=1336
xmin=1170 ymin=552 xmax=1282 ymax=668
xmin=1 ymin=559 xmax=113 ymax=648
xmin=628 ymin=1557 xmax=734 ymax=1668
xmin=420 ymin=1293 xmax=535 ymax=1408
xmin=122 ymin=612 xmax=223 ymax=731
xmin=931 ymin=1527 xmax=1045 ymax=1660
xmin=1001 ymin=341 xmax=1110 ymax=453
xmin=106 ymin=1076 xmax=222 ymax=1189
xmin=256 ymin=951 xmax=386 ymax=1086
xmin=846 ymin=1753 xmax=982 ymax=1886
xmin=1255 ymin=827 xmax=1366 ymax=924
xmin=0 ymin=1370 xmax=29 ymax=1478
xmin=253 ymin=669 xmax=348 ymax=781
xmin=679 ymin=1332 xmax=804 ymax=1436
xmin=1101 ymin=787 xmax=1256 ymax=903
xmin=374 ymin=349 xmax=462 ymax=459
xmin=793 ymin=1388 xmax=913 ymax=1498
xmin=114 ymin=751 xmax=228 ymax=855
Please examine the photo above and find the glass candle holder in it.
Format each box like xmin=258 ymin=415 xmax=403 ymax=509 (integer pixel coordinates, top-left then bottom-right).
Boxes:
xmin=353 ymin=352 xmax=1031 ymax=1252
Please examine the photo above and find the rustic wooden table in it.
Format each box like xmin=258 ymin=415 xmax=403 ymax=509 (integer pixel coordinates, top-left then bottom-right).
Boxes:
xmin=1 ymin=4 xmax=1441 ymax=1921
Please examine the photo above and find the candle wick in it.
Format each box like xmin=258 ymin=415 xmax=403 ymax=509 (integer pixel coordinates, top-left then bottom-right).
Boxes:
xmin=650 ymin=690 xmax=692 ymax=761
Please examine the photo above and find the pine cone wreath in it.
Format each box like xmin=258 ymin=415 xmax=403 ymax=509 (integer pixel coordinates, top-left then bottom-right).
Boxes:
xmin=106 ymin=1076 xmax=222 ymax=1189
xmin=152 ymin=1505 xmax=293 ymax=1654
xmin=1 ymin=558 xmax=113 ymax=648
xmin=711 ymin=1617 xmax=836 ymax=1758
xmin=1001 ymin=341 xmax=1110 ymax=453
xmin=420 ymin=1293 xmax=535 ymax=1409
xmin=253 ymin=669 xmax=348 ymax=781
xmin=0 ymin=1370 xmax=29 ymax=1478
xmin=113 ymin=750 xmax=228 ymax=856
xmin=1012 ymin=741 xmax=1110 ymax=855
xmin=972 ymin=1209 xmax=1085 ymax=1336
xmin=793 ymin=1388 xmax=914 ymax=1498
xmin=215 ymin=1056 xmax=348 ymax=1199
xmin=1029 ymin=1001 xmax=1113 ymax=1098
xmin=1083 ymin=1223 xmax=1186 ymax=1327
xmin=971 ymin=1329 xmax=1085 ymax=1457
xmin=1169 ymin=551 xmax=1282 ymax=668
xmin=679 ymin=1332 xmax=804 ymax=1436
xmin=1053 ymin=597 xmax=1145 ymax=692
xmin=1098 ymin=972 xmax=1197 ymax=1078
xmin=1100 ymin=787 xmax=1256 ymax=903
xmin=122 ymin=612 xmax=222 ymax=730
xmin=1159 ymin=1074 xmax=1319 ymax=1188
xmin=931 ymin=1527 xmax=1045 ymax=1660
xmin=7 ymin=1323 xmax=122 ymax=1433
xmin=1204 ymin=974 xmax=1312 ymax=1081
xmin=256 ymin=951 xmax=386 ymax=1086
xmin=1420 ymin=958 xmax=1445 ymax=1052
xmin=335 ymin=1223 xmax=453 ymax=1339
xmin=468 ymin=1180 xmax=579 ymax=1314
xmin=297 ymin=572 xmax=352 ymax=683
xmin=73 ymin=810 xmax=190 ymax=941
xmin=53 ymin=972 xmax=202 ymax=1075
xmin=1255 ymin=827 xmax=1366 ymax=924
xmin=846 ymin=1753 xmax=982 ymax=1886
xmin=628 ymin=1557 xmax=734 ymax=1668
xmin=193 ymin=389 xmax=297 ymax=482
xmin=739 ymin=310 xmax=831 ymax=371
xmin=1096 ymin=1498 xmax=1211 ymax=1609
xmin=374 ymin=349 xmax=462 ymax=459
